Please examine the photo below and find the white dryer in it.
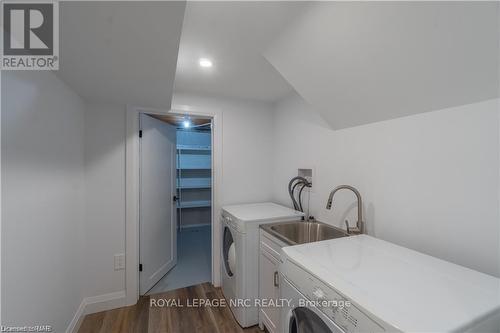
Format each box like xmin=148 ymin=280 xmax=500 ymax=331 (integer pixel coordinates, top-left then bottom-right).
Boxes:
xmin=221 ymin=202 xmax=303 ymax=328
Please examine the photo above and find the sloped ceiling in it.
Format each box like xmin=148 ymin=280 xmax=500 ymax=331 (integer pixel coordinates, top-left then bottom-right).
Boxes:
xmin=266 ymin=2 xmax=499 ymax=129
xmin=174 ymin=1 xmax=308 ymax=102
xmin=58 ymin=1 xmax=185 ymax=109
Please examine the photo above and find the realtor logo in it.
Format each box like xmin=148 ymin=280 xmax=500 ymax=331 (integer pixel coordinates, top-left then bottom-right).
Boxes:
xmin=1 ymin=1 xmax=59 ymax=70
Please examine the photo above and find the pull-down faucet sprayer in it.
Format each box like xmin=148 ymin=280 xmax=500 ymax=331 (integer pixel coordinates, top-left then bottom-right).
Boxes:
xmin=326 ymin=185 xmax=364 ymax=235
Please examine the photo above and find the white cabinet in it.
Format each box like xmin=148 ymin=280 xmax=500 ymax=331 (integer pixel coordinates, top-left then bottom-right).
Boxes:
xmin=259 ymin=229 xmax=287 ymax=333
xmin=259 ymin=250 xmax=280 ymax=331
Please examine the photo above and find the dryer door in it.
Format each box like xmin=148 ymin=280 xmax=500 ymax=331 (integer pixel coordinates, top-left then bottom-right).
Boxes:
xmin=288 ymin=307 xmax=338 ymax=333
xmin=282 ymin=277 xmax=343 ymax=333
xmin=223 ymin=225 xmax=236 ymax=277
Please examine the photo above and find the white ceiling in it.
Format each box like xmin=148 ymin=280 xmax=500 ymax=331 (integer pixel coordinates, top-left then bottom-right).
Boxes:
xmin=173 ymin=2 xmax=309 ymax=102
xmin=55 ymin=2 xmax=498 ymax=128
xmin=58 ymin=1 xmax=185 ymax=109
xmin=265 ymin=2 xmax=499 ymax=129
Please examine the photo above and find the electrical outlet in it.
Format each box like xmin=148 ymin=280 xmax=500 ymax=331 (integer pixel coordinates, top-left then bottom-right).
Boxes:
xmin=114 ymin=254 xmax=125 ymax=270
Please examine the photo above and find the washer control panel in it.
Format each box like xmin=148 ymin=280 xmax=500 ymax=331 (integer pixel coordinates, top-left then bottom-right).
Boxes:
xmin=312 ymin=288 xmax=326 ymax=300
xmin=282 ymin=259 xmax=386 ymax=333
xmin=222 ymin=213 xmax=244 ymax=233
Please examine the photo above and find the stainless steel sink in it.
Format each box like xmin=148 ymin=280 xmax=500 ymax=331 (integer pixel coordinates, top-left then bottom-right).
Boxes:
xmin=261 ymin=220 xmax=349 ymax=246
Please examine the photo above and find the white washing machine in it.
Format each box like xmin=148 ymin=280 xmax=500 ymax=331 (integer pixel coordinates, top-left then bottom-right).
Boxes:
xmin=280 ymin=235 xmax=500 ymax=333
xmin=221 ymin=202 xmax=303 ymax=328
xmin=281 ymin=276 xmax=344 ymax=333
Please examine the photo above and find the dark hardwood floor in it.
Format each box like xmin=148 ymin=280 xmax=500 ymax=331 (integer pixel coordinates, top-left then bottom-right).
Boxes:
xmin=78 ymin=283 xmax=262 ymax=333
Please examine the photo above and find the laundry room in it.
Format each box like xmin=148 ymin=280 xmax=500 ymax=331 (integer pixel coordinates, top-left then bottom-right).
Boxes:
xmin=1 ymin=1 xmax=499 ymax=333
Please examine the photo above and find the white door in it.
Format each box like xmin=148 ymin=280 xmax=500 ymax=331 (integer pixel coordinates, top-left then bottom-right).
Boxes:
xmin=139 ymin=113 xmax=177 ymax=294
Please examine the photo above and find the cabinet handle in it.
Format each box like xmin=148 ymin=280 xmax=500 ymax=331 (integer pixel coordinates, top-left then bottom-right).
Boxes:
xmin=273 ymin=271 xmax=279 ymax=287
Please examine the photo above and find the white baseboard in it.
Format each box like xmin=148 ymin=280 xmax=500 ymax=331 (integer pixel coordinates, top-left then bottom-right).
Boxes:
xmin=66 ymin=290 xmax=127 ymax=333
xmin=66 ymin=299 xmax=86 ymax=333
xmin=84 ymin=290 xmax=127 ymax=314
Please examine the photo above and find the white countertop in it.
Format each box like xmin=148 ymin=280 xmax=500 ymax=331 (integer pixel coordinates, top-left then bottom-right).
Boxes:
xmin=282 ymin=235 xmax=500 ymax=332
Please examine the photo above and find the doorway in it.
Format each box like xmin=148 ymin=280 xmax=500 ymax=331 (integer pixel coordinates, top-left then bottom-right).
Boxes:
xmin=139 ymin=113 xmax=213 ymax=295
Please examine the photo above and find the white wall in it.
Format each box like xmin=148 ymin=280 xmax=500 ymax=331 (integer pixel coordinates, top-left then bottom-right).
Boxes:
xmin=272 ymin=93 xmax=500 ymax=277
xmin=173 ymin=93 xmax=274 ymax=206
xmin=84 ymin=103 xmax=126 ymax=297
xmin=2 ymin=86 xmax=129 ymax=330
xmin=1 ymin=71 xmax=86 ymax=332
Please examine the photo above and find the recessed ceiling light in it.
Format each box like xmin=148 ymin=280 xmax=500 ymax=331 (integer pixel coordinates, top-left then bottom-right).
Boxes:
xmin=199 ymin=58 xmax=213 ymax=68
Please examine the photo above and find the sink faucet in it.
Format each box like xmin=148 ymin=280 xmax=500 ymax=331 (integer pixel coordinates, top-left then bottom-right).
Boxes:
xmin=326 ymin=185 xmax=364 ymax=234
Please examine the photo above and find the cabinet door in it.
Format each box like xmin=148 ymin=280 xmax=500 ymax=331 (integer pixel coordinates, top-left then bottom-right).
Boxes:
xmin=259 ymin=249 xmax=280 ymax=332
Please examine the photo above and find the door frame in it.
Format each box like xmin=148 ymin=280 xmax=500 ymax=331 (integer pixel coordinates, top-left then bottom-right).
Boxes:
xmin=125 ymin=104 xmax=223 ymax=305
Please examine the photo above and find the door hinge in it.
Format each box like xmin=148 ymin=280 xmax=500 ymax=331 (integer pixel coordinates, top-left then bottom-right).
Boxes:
xmin=139 ymin=130 xmax=143 ymax=138
xmin=139 ymin=264 xmax=143 ymax=272
xmin=173 ymin=195 xmax=178 ymax=202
